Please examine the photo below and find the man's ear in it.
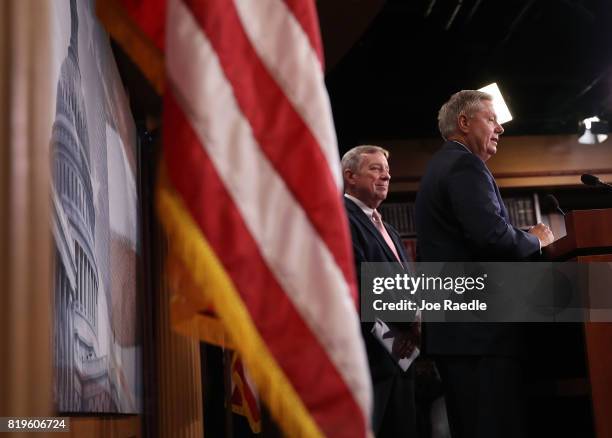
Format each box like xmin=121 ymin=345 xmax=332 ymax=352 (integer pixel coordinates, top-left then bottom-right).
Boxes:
xmin=458 ymin=114 xmax=470 ymax=134
xmin=344 ymin=168 xmax=356 ymax=186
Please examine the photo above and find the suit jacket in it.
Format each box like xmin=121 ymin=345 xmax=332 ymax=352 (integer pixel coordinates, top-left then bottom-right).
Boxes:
xmin=344 ymin=196 xmax=416 ymax=436
xmin=415 ymin=141 xmax=540 ymax=356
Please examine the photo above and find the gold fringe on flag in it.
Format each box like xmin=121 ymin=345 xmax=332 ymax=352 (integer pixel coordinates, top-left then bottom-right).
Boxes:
xmin=156 ymin=165 xmax=324 ymax=438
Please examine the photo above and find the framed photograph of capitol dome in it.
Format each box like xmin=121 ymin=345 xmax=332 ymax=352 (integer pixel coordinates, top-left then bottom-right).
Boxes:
xmin=49 ymin=0 xmax=142 ymax=414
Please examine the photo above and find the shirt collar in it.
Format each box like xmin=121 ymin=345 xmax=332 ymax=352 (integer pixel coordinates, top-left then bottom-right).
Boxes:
xmin=451 ymin=140 xmax=494 ymax=175
xmin=345 ymin=194 xmax=376 ymax=220
xmin=451 ymin=140 xmax=472 ymax=153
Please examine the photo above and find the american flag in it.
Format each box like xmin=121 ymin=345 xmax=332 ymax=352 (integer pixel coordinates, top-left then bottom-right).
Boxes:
xmin=99 ymin=0 xmax=372 ymax=436
xmin=230 ymin=350 xmax=261 ymax=433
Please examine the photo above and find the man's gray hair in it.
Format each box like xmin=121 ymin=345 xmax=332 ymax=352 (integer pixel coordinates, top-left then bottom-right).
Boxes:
xmin=438 ymin=90 xmax=493 ymax=139
xmin=341 ymin=145 xmax=390 ymax=174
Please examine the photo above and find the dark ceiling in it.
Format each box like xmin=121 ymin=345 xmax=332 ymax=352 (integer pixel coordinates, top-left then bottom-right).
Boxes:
xmin=322 ymin=0 xmax=612 ymax=147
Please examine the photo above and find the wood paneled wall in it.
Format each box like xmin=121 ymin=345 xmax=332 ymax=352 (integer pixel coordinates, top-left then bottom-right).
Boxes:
xmin=154 ymin=239 xmax=205 ymax=438
xmin=69 ymin=418 xmax=141 ymax=438
xmin=383 ymin=135 xmax=612 ymax=192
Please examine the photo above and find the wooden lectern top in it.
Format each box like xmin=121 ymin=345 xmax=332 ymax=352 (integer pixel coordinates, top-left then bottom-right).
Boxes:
xmin=545 ymin=208 xmax=612 ymax=261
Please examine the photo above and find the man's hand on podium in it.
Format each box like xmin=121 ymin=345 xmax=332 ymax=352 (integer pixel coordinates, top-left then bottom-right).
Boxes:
xmin=529 ymin=223 xmax=555 ymax=247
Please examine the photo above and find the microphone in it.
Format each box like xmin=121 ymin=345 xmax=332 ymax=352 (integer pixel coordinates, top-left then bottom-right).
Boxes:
xmin=581 ymin=174 xmax=612 ymax=192
xmin=544 ymin=194 xmax=566 ymax=216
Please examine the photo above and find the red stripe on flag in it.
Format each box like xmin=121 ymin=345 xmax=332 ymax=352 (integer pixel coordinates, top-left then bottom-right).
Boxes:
xmin=117 ymin=0 xmax=166 ymax=51
xmin=164 ymin=91 xmax=366 ymax=438
xmin=182 ymin=0 xmax=357 ymax=303
xmin=282 ymin=0 xmax=324 ymax=67
xmin=231 ymin=386 xmax=242 ymax=405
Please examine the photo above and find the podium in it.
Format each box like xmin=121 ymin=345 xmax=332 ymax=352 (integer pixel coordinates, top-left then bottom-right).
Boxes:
xmin=545 ymin=209 xmax=612 ymax=438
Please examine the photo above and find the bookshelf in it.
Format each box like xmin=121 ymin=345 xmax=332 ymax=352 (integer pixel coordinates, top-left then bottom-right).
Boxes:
xmin=380 ymin=194 xmax=543 ymax=236
xmin=380 ymin=193 xmax=545 ymax=260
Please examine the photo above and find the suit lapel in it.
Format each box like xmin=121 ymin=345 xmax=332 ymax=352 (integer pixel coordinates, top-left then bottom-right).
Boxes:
xmin=446 ymin=142 xmax=510 ymax=221
xmin=492 ymin=181 xmax=509 ymax=221
xmin=345 ymin=197 xmax=406 ymax=263
xmin=481 ymin=165 xmax=510 ymax=221
xmin=388 ymin=229 xmax=409 ymax=263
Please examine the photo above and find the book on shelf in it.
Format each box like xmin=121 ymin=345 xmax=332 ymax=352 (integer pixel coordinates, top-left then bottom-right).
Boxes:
xmin=379 ymin=202 xmax=416 ymax=237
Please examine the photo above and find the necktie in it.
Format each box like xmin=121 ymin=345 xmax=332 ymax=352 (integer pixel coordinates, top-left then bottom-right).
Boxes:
xmin=372 ymin=209 xmax=401 ymax=262
xmin=372 ymin=209 xmax=421 ymax=359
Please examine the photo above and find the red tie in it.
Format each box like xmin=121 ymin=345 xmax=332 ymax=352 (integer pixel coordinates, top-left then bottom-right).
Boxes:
xmin=372 ymin=210 xmax=401 ymax=262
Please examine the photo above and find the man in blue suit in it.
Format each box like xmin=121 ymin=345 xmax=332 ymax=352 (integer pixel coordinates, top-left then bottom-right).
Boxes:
xmin=415 ymin=90 xmax=554 ymax=438
xmin=342 ymin=145 xmax=419 ymax=438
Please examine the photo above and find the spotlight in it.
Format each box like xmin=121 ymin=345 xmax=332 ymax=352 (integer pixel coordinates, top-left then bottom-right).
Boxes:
xmin=578 ymin=116 xmax=608 ymax=144
xmin=478 ymin=83 xmax=513 ymax=124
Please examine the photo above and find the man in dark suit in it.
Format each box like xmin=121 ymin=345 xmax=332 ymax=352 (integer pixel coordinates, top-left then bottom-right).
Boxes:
xmin=342 ymin=145 xmax=419 ymax=438
xmin=415 ymin=90 xmax=554 ymax=438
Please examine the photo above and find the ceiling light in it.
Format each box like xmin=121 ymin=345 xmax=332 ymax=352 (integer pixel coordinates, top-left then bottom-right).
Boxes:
xmin=478 ymin=82 xmax=513 ymax=124
xmin=578 ymin=116 xmax=608 ymax=144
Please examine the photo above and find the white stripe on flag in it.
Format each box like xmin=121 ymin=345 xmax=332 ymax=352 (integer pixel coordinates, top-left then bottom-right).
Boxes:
xmin=233 ymin=0 xmax=342 ymax=190
xmin=166 ymin=0 xmax=371 ymax=419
